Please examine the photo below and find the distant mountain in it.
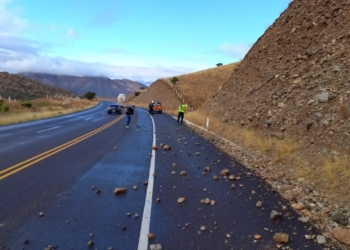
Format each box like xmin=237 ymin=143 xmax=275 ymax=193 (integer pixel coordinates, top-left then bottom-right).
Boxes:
xmin=20 ymin=73 xmax=147 ymax=98
xmin=0 ymin=72 xmax=73 ymax=100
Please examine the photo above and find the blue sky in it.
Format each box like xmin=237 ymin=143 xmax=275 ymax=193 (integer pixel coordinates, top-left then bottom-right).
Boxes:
xmin=0 ymin=0 xmax=292 ymax=82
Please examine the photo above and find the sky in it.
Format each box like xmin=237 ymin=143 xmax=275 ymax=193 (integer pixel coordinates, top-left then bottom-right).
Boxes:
xmin=0 ymin=0 xmax=292 ymax=83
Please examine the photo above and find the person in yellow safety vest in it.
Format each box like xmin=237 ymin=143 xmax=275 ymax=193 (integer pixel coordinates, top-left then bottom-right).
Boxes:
xmin=177 ymin=103 xmax=188 ymax=124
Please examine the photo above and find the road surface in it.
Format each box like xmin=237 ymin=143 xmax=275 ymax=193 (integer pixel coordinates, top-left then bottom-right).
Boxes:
xmin=0 ymin=103 xmax=328 ymax=249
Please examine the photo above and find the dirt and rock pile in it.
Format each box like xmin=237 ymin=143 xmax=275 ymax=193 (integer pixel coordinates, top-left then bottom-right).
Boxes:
xmin=206 ymin=0 xmax=350 ymax=155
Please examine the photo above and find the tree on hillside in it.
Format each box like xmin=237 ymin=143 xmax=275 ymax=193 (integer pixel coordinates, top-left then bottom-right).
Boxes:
xmin=134 ymin=91 xmax=141 ymax=97
xmin=216 ymin=63 xmax=223 ymax=67
xmin=140 ymin=86 xmax=146 ymax=90
xmin=170 ymin=77 xmax=179 ymax=84
xmin=84 ymin=91 xmax=96 ymax=100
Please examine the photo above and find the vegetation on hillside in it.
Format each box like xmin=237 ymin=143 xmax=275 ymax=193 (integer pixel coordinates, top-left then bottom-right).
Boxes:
xmin=0 ymin=72 xmax=73 ymax=100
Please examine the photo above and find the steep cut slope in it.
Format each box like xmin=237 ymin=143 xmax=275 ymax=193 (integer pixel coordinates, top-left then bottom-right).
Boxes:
xmin=206 ymin=0 xmax=350 ymax=154
xmin=132 ymin=79 xmax=180 ymax=111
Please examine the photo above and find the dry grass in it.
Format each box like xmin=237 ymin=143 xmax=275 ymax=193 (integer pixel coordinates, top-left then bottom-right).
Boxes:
xmin=0 ymin=97 xmax=98 ymax=126
xmin=321 ymin=155 xmax=350 ymax=188
xmin=185 ymin=110 xmax=298 ymax=161
xmin=169 ymin=62 xmax=239 ymax=109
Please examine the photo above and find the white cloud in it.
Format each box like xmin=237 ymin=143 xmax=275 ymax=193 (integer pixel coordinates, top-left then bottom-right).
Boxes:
xmin=219 ymin=43 xmax=251 ymax=60
xmin=66 ymin=28 xmax=77 ymax=38
xmin=0 ymin=0 xmax=27 ymax=35
xmin=0 ymin=35 xmax=193 ymax=81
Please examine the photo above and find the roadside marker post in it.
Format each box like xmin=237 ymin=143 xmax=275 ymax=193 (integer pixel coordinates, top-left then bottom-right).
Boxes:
xmin=206 ymin=118 xmax=209 ymax=128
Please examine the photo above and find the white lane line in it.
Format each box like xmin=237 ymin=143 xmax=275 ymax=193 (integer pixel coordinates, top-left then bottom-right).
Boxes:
xmin=84 ymin=116 xmax=93 ymax=120
xmin=138 ymin=113 xmax=156 ymax=250
xmin=36 ymin=126 xmax=61 ymax=133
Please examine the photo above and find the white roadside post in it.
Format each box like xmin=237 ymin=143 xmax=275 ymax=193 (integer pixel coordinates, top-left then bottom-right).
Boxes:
xmin=206 ymin=118 xmax=210 ymax=128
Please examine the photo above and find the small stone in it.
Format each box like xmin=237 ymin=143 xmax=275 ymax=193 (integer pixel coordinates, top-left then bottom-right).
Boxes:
xmin=200 ymin=226 xmax=206 ymax=231
xmin=113 ymin=146 xmax=118 ymax=150
xmin=316 ymin=235 xmax=327 ymax=245
xmin=180 ymin=171 xmax=187 ymax=176
xmin=273 ymin=233 xmax=289 ymax=243
xmin=210 ymin=200 xmax=216 ymax=206
xmin=254 ymin=235 xmax=262 ymax=240
xmin=221 ymin=169 xmax=230 ymax=176
xmin=144 ymin=180 xmax=148 ymax=185
xmin=178 ymin=197 xmax=185 ymax=203
xmin=231 ymin=184 xmax=236 ymax=189
xmin=147 ymin=233 xmax=155 ymax=239
xmin=133 ymin=185 xmax=138 ymax=190
xmin=87 ymin=240 xmax=94 ymax=247
xmin=163 ymin=145 xmax=171 ymax=150
xmin=39 ymin=212 xmax=44 ymax=217
xmin=204 ymin=166 xmax=211 ymax=172
xmin=305 ymin=235 xmax=312 ymax=240
xmin=195 ymin=152 xmax=200 ymax=156
xmin=96 ymin=189 xmax=101 ymax=194
xmin=134 ymin=214 xmax=139 ymax=218
xmin=150 ymin=244 xmax=162 ymax=250
xmin=171 ymin=171 xmax=176 ymax=174
xmin=91 ymin=185 xmax=96 ymax=190
xmin=291 ymin=202 xmax=304 ymax=210
xmin=256 ymin=201 xmax=263 ymax=207
xmin=270 ymin=210 xmax=282 ymax=220
xmin=332 ymin=227 xmax=350 ymax=245
xmin=172 ymin=163 xmax=177 ymax=167
xmin=251 ymin=190 xmax=256 ymax=195
xmin=114 ymin=188 xmax=127 ymax=195
xmin=298 ymin=217 xmax=309 ymax=223
xmin=156 ymin=198 xmax=161 ymax=202
xmin=213 ymin=175 xmax=219 ymax=180
xmin=23 ymin=239 xmax=29 ymax=244
xmin=331 ymin=210 xmax=345 ymax=223
xmin=229 ymin=175 xmax=235 ymax=180
xmin=152 ymin=145 xmax=158 ymax=150
xmin=127 ymin=213 xmax=131 ymax=216
xmin=205 ymin=198 xmax=211 ymax=204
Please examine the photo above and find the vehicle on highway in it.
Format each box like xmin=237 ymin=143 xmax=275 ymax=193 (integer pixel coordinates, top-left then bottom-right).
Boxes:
xmin=107 ymin=104 xmax=122 ymax=114
xmin=153 ymin=101 xmax=163 ymax=113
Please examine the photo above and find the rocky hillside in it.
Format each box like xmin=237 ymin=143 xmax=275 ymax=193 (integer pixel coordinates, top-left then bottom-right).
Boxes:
xmin=206 ymin=0 xmax=350 ymax=155
xmin=0 ymin=72 xmax=73 ymax=100
xmin=20 ymin=73 xmax=147 ymax=98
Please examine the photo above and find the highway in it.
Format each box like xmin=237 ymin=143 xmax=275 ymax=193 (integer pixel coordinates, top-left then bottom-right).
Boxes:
xmin=0 ymin=102 xmax=326 ymax=249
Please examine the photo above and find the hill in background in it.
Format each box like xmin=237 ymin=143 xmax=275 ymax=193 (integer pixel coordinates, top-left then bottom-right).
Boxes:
xmin=0 ymin=72 xmax=73 ymax=100
xmin=20 ymin=73 xmax=147 ymax=98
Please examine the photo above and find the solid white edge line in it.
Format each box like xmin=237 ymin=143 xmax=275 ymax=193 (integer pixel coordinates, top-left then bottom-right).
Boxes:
xmin=36 ymin=126 xmax=61 ymax=133
xmin=138 ymin=113 xmax=156 ymax=250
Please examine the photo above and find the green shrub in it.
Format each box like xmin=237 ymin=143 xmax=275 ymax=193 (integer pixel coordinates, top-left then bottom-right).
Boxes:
xmin=21 ymin=102 xmax=32 ymax=108
xmin=0 ymin=105 xmax=9 ymax=112
xmin=0 ymin=100 xmax=3 ymax=106
xmin=171 ymin=77 xmax=179 ymax=84
xmin=134 ymin=91 xmax=141 ymax=97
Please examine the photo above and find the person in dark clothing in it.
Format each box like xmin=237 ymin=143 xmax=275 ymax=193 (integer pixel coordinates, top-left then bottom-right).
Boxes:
xmin=148 ymin=101 xmax=154 ymax=115
xmin=125 ymin=105 xmax=135 ymax=128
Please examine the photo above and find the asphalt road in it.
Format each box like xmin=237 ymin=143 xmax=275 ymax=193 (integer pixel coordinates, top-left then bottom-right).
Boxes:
xmin=0 ymin=104 xmax=331 ymax=250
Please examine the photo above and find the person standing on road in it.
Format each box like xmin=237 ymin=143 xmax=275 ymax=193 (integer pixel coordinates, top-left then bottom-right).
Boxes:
xmin=125 ymin=105 xmax=135 ymax=128
xmin=177 ymin=103 xmax=188 ymax=124
xmin=148 ymin=101 xmax=154 ymax=115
